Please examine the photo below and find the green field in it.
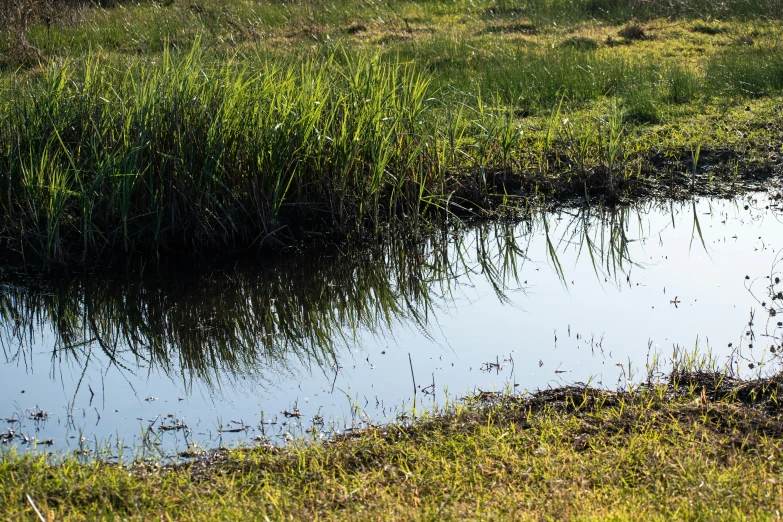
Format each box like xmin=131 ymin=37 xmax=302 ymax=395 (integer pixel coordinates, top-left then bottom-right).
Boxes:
xmin=1 ymin=0 xmax=782 ymax=264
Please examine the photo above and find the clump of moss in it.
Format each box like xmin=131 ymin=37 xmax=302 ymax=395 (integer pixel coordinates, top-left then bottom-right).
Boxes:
xmin=618 ymin=23 xmax=648 ymax=40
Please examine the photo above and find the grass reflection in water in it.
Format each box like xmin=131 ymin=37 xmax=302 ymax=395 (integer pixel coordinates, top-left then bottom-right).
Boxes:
xmin=0 ymin=202 xmax=672 ymax=393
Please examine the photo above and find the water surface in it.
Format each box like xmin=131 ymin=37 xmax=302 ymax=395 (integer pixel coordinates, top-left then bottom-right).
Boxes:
xmin=2 ymin=194 xmax=782 ymax=455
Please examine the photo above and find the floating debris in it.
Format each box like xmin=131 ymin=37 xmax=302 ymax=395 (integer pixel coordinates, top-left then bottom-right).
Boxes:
xmin=158 ymin=418 xmax=190 ymax=433
xmin=28 ymin=409 xmax=49 ymax=422
xmin=283 ymin=408 xmax=302 ymax=419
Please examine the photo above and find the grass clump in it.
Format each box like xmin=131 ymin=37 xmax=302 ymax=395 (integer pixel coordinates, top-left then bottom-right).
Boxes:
xmin=623 ymin=89 xmax=661 ymax=123
xmin=0 ymin=47 xmax=447 ymax=261
xmin=617 ymin=23 xmax=648 ymax=41
xmin=665 ymin=65 xmax=700 ymax=104
xmin=691 ymin=21 xmax=729 ymax=35
xmin=4 ymin=370 xmax=783 ymax=519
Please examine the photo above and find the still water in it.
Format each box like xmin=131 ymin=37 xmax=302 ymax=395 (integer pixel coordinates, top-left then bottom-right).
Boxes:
xmin=2 ymin=194 xmax=782 ymax=455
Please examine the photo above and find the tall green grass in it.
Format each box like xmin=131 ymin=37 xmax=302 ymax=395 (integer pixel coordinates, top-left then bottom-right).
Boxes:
xmin=1 ymin=40 xmax=781 ymax=264
xmin=707 ymin=48 xmax=783 ymax=97
xmin=0 ymin=46 xmax=456 ymax=260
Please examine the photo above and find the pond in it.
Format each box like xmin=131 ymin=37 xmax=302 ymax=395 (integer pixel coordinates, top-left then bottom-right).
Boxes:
xmin=2 ymin=193 xmax=783 ymax=456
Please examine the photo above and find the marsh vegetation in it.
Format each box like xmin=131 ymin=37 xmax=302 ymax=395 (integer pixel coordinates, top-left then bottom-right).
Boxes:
xmin=1 ymin=0 xmax=782 ymax=263
xmin=3 ymin=0 xmax=783 ymax=518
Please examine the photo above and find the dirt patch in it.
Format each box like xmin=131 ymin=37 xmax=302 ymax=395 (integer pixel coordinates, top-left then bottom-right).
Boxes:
xmin=455 ymin=145 xmax=781 ymax=212
xmin=459 ymin=370 xmax=783 ymax=443
xmin=285 ymin=27 xmax=324 ymax=41
xmin=470 ymin=370 xmax=783 ymax=413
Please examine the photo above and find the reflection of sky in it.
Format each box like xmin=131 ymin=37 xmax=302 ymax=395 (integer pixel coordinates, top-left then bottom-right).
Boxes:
xmin=2 ymin=194 xmax=782 ymax=453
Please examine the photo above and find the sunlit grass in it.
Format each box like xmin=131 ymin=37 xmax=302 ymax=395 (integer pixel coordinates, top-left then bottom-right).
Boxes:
xmin=4 ymin=366 xmax=783 ymax=520
xmin=2 ymin=41 xmax=782 ymax=264
xmin=1 ymin=0 xmax=782 ymax=264
xmin=2 ymin=46 xmax=449 ymax=260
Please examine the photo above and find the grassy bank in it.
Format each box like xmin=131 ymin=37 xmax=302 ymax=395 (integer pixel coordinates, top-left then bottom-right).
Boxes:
xmin=3 ymin=370 xmax=783 ymax=519
xmin=2 ymin=1 xmax=783 ymax=264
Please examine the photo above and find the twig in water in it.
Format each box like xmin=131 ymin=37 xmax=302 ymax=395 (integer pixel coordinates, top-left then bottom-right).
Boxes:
xmin=330 ymin=364 xmax=340 ymax=394
xmin=408 ymin=353 xmax=417 ymax=398
xmin=422 ymin=372 xmax=436 ymax=396
xmin=26 ymin=494 xmax=46 ymax=522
